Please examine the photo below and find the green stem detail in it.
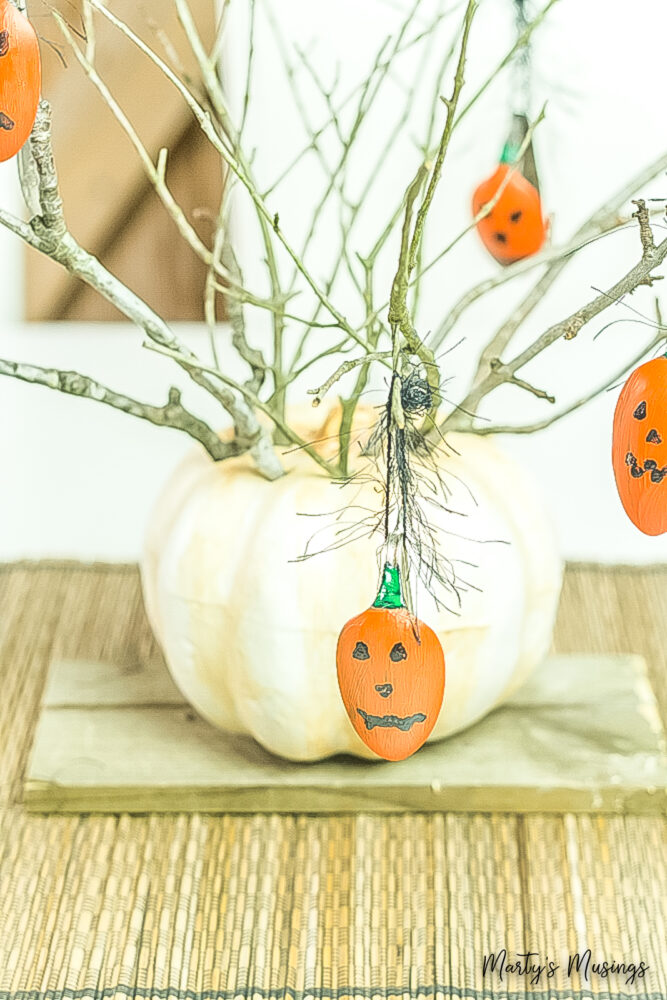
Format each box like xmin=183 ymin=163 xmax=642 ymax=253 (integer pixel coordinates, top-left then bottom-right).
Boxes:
xmin=372 ymin=564 xmax=405 ymax=610
xmin=500 ymin=142 xmax=522 ymax=165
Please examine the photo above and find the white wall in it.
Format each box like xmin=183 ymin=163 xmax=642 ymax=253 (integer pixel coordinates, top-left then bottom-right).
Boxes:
xmin=2 ymin=0 xmax=667 ymax=563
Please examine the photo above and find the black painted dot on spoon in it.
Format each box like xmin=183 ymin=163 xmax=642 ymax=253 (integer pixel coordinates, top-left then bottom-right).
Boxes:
xmin=646 ymin=428 xmax=662 ymax=444
xmin=633 ymin=401 xmax=647 ymax=420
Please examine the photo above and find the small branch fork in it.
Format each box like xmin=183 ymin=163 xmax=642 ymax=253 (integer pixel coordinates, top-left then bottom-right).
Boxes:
xmin=443 ymin=200 xmax=667 ymax=430
xmin=488 ymin=359 xmax=555 ymax=403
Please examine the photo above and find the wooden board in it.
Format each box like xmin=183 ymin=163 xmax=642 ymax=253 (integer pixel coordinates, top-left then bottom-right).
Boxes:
xmin=23 ymin=654 xmax=667 ymax=814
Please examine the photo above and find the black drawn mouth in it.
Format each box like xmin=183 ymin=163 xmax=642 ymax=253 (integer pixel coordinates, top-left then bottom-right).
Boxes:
xmin=625 ymin=451 xmax=667 ymax=483
xmin=357 ymin=708 xmax=426 ymax=732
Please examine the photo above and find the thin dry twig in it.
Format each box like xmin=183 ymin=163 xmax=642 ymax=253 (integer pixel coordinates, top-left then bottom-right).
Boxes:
xmin=141 ymin=340 xmax=340 ymax=478
xmin=0 ymin=359 xmax=236 ymax=460
xmin=463 ymin=160 xmax=667 ymax=394
xmin=307 ymin=352 xmax=392 ymax=406
xmin=0 ymin=100 xmax=283 ymax=478
xmin=443 ymin=201 xmax=667 ymax=429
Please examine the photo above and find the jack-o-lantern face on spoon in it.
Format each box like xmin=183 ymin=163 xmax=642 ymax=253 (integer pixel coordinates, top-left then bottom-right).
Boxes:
xmin=612 ymin=356 xmax=667 ymax=535
xmin=472 ymin=116 xmax=547 ymax=266
xmin=336 ymin=564 xmax=445 ymax=761
xmin=472 ymin=163 xmax=547 ymax=265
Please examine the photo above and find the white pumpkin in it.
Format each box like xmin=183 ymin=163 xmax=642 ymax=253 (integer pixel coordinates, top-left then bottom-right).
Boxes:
xmin=141 ymin=427 xmax=562 ymax=761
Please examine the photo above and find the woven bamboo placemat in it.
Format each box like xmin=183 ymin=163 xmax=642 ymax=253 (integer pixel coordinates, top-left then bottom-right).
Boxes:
xmin=0 ymin=562 xmax=665 ymax=998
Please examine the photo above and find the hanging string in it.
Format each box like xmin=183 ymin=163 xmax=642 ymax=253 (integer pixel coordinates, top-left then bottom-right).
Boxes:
xmin=512 ymin=0 xmax=532 ymax=117
xmin=504 ymin=0 xmax=541 ymax=190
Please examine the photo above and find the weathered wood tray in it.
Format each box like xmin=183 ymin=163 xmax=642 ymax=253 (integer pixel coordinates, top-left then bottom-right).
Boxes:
xmin=23 ymin=653 xmax=667 ymax=814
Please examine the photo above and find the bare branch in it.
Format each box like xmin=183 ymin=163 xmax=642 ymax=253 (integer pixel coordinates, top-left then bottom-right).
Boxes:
xmin=88 ymin=0 xmax=366 ymax=351
xmin=175 ymin=0 xmax=287 ymax=405
xmin=141 ymin=341 xmax=340 ymax=478
xmin=453 ymin=0 xmax=559 ymax=126
xmin=463 ymin=162 xmax=667 ymax=390
xmin=55 ymin=10 xmax=215 ymax=273
xmin=388 ymin=164 xmax=429 ymax=336
xmin=218 ymin=238 xmax=268 ymax=394
xmin=488 ymin=358 xmax=555 ymax=403
xmin=0 ymin=99 xmax=283 ymax=479
xmin=443 ymin=209 xmax=667 ymax=429
xmin=0 ymin=359 xmax=236 ymax=461
xmin=632 ymin=198 xmax=656 ymax=254
xmin=263 ymin=5 xmax=456 ymax=199
xmin=308 ymin=352 xmax=391 ymax=406
xmin=475 ymin=328 xmax=667 ymax=436
xmin=407 ymin=0 xmax=476 ymax=275
xmin=385 ymin=0 xmax=476 ymax=414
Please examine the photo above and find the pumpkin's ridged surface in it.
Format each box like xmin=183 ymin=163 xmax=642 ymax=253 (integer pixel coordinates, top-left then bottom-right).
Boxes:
xmin=141 ymin=433 xmax=562 ymax=761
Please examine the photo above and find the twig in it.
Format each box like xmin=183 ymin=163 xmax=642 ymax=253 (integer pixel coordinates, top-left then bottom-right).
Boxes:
xmin=633 ymin=198 xmax=656 ymax=253
xmin=218 ymin=238 xmax=268 ymax=394
xmin=286 ymin=31 xmax=435 ymax=375
xmin=283 ymin=0 xmax=426 ymax=342
xmin=294 ymin=32 xmax=393 ymax=266
xmin=175 ymin=0 xmax=287 ymax=409
xmin=464 ymin=158 xmax=667 ymax=392
xmin=263 ymin=7 xmax=456 ymax=198
xmin=141 ymin=341 xmax=340 ymax=478
xmin=89 ymin=0 xmax=366 ymax=350
xmin=426 ymin=216 xmax=654 ymax=355
xmin=55 ymin=11 xmax=216 ymax=273
xmin=488 ymin=359 xmax=555 ymax=402
xmin=443 ymin=203 xmax=667 ymax=428
xmin=475 ymin=328 xmax=667 ymax=435
xmin=336 ymin=258 xmax=385 ymax=477
xmin=238 ymin=0 xmax=256 ymax=142
xmin=453 ymin=0 xmax=559 ymax=126
xmin=215 ymin=284 xmax=341 ymax=328
xmin=386 ymin=0 xmax=476 ymax=406
xmin=407 ymin=0 xmax=476 ymax=275
xmin=0 ymin=99 xmax=283 ymax=479
xmin=203 ymin=175 xmax=226 ymax=370
xmin=388 ymin=164 xmax=429 ymax=337
xmin=0 ymin=359 xmax=236 ymax=461
xmin=307 ymin=352 xmax=392 ymax=406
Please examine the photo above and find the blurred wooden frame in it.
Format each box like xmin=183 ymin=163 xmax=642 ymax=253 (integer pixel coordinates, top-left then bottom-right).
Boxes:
xmin=24 ymin=0 xmax=222 ymax=321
